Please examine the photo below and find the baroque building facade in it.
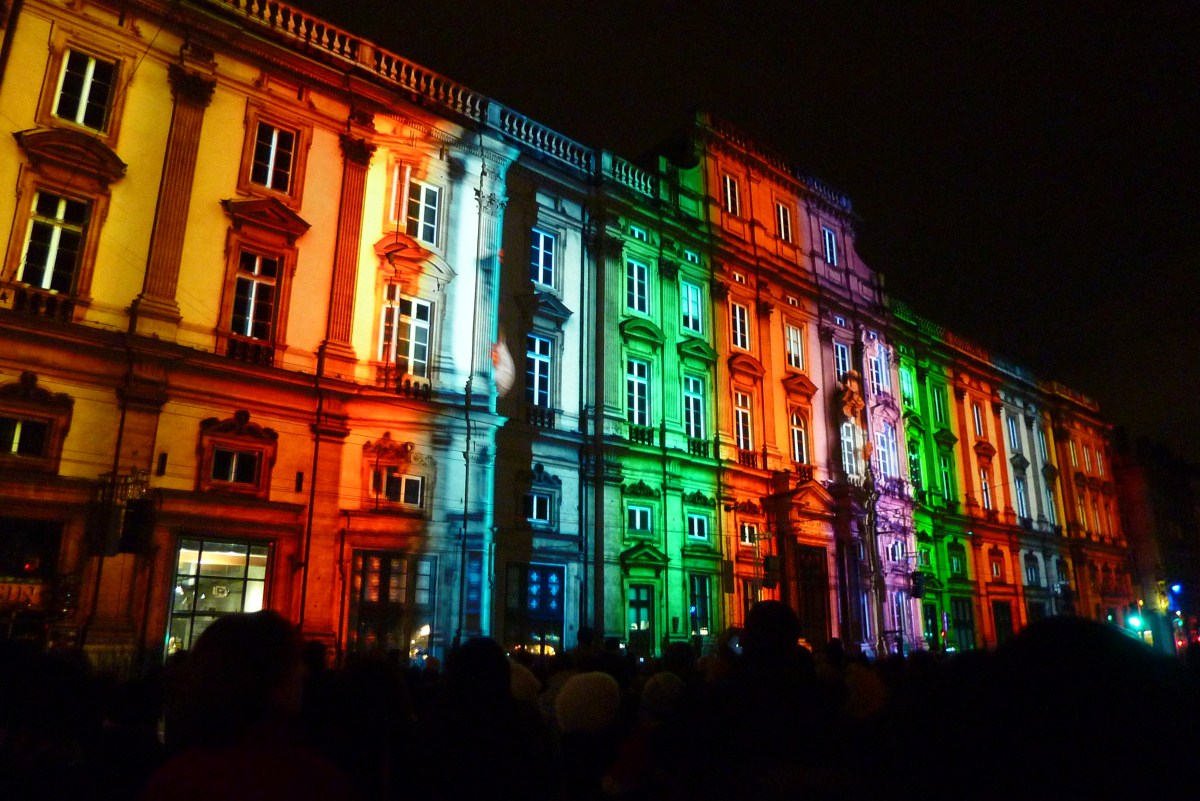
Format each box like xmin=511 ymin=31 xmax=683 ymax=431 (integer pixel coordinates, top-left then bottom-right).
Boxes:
xmin=0 ymin=0 xmax=1136 ymax=670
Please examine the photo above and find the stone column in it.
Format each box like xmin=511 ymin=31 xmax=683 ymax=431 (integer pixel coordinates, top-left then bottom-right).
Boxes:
xmin=319 ymin=132 xmax=376 ymax=376
xmin=130 ymin=57 xmax=216 ymax=338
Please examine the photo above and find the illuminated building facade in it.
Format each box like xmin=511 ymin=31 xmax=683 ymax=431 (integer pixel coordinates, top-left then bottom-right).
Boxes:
xmin=0 ymin=0 xmax=1135 ymax=667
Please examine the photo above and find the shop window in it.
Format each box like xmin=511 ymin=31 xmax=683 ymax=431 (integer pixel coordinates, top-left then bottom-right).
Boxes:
xmin=197 ymin=410 xmax=278 ymax=499
xmin=348 ymin=550 xmax=436 ymax=659
xmin=166 ymin=538 xmax=269 ymax=655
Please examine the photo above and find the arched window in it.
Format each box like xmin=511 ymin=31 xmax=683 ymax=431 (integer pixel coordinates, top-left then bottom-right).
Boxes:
xmin=789 ymin=411 xmax=808 ymax=464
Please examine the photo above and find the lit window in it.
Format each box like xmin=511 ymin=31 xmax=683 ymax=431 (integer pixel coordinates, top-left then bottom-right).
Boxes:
xmin=525 ymin=334 xmax=552 ymax=408
xmin=939 ymin=454 xmax=954 ymax=500
xmin=0 ymin=416 xmax=49 ymax=458
xmin=874 ymin=422 xmax=899 ymax=479
xmin=681 ymin=281 xmax=703 ymax=333
xmin=17 ymin=191 xmax=89 ymax=294
xmin=785 ymin=324 xmax=804 ymax=369
xmin=1096 ymin=448 xmax=1105 ymax=476
xmin=524 ymin=491 xmax=551 ymax=524
xmin=1083 ymin=445 xmax=1092 ymax=473
xmin=1024 ymin=554 xmax=1040 ymax=586
xmin=1069 ymin=440 xmax=1078 ymax=467
xmin=1007 ymin=414 xmax=1021 ymax=452
xmin=834 ymin=342 xmax=851 ymax=378
xmin=627 ymin=505 xmax=652 ymax=534
xmin=1044 ymin=485 xmax=1057 ymax=525
xmin=739 ymin=522 xmax=758 ymax=546
xmin=530 ymin=228 xmax=555 ymax=285
xmin=373 ymin=467 xmax=424 ymax=507
xmin=687 ymin=514 xmax=709 ymax=540
xmin=868 ymin=348 xmax=890 ymax=396
xmin=250 ymin=121 xmax=297 ymax=193
xmin=684 ymin=249 xmax=700 ymax=264
xmin=821 ymin=226 xmax=838 ymax=266
xmin=731 ymin=303 xmax=750 ymax=350
xmin=734 ymin=391 xmax=753 ymax=452
xmin=775 ymin=201 xmax=793 ymax=242
xmin=53 ymin=50 xmax=116 ymax=132
xmin=841 ymin=422 xmax=858 ymax=475
xmin=626 ymin=359 xmax=650 ymax=426
xmin=908 ymin=440 xmax=923 ymax=487
xmin=626 ymin=259 xmax=649 ymax=313
xmin=789 ymin=412 xmax=808 ymax=464
xmin=230 ymin=251 xmax=278 ymax=341
xmin=972 ymin=404 xmax=984 ymax=437
xmin=732 ymin=272 xmax=747 ymax=284
xmin=1015 ymin=475 xmax=1030 ymax=519
xmin=166 ymin=539 xmax=269 ymax=655
xmin=630 ymin=225 xmax=648 ymax=242
xmin=689 ymin=574 xmax=711 ymax=636
xmin=379 ymin=287 xmax=432 ymax=378
xmin=979 ymin=468 xmax=992 ymax=510
xmin=683 ymin=375 xmax=705 ymax=439
xmin=406 ymin=180 xmax=440 ymax=247
xmin=932 ymin=388 xmax=947 ymax=425
xmin=722 ymin=174 xmax=740 ymax=216
xmin=899 ymin=368 xmax=915 ymax=406
xmin=1036 ymin=427 xmax=1049 ymax=461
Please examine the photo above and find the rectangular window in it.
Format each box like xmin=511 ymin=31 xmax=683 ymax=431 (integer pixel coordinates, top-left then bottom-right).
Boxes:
xmin=1007 ymin=414 xmax=1021 ymax=451
xmin=1015 ymin=476 xmax=1030 ymax=519
xmin=626 ymin=259 xmax=649 ymax=313
xmin=821 ymin=226 xmax=838 ymax=266
xmin=630 ymin=225 xmax=648 ymax=242
xmin=1025 ymin=555 xmax=1040 ymax=586
xmin=1036 ymin=427 xmax=1049 ymax=461
xmin=687 ymin=514 xmax=709 ymax=540
xmin=250 ymin=122 xmax=297 ymax=193
xmin=379 ymin=287 xmax=431 ymax=378
xmin=739 ymin=522 xmax=758 ymax=546
xmin=349 ymin=550 xmax=436 ymax=656
xmin=689 ymin=574 xmax=711 ymax=636
xmin=231 ymin=251 xmax=278 ymax=341
xmin=0 ymin=416 xmax=49 ymax=457
xmin=932 ymin=388 xmax=947 ymax=425
xmin=875 ymin=423 xmax=899 ymax=479
xmin=834 ymin=342 xmax=851 ymax=378
xmin=212 ymin=447 xmax=260 ymax=485
xmin=54 ymin=50 xmax=116 ymax=132
xmin=939 ymin=454 xmax=953 ymax=499
xmin=406 ymin=180 xmax=440 ymax=247
xmin=841 ymin=422 xmax=857 ymax=475
xmin=1069 ymin=440 xmax=1078 ymax=467
xmin=18 ymin=191 xmax=88 ymax=293
xmin=950 ymin=551 xmax=964 ymax=576
xmin=785 ymin=324 xmax=804 ymax=369
xmin=530 ymin=228 xmax=555 ymax=285
xmin=524 ymin=491 xmax=551 ymax=524
xmin=972 ymin=404 xmax=984 ymax=437
xmin=1083 ymin=445 xmax=1092 ymax=473
xmin=682 ymin=375 xmax=705 ymax=439
xmin=166 ymin=539 xmax=269 ymax=655
xmin=626 ymin=359 xmax=650 ymax=426
xmin=734 ymin=391 xmax=753 ymax=451
xmin=525 ymin=334 xmax=552 ymax=408
xmin=1044 ymin=485 xmax=1057 ymax=525
xmin=790 ymin=413 xmax=808 ymax=464
xmin=627 ymin=505 xmax=652 ymax=534
xmin=730 ymin=302 xmax=750 ymax=350
xmin=1096 ymin=449 xmax=1105 ymax=476
xmin=868 ymin=349 xmax=890 ymax=396
xmin=979 ymin=468 xmax=992 ymax=510
xmin=899 ymin=368 xmax=915 ymax=406
xmin=684 ymin=249 xmax=700 ymax=264
xmin=373 ymin=467 xmax=424 ymax=507
xmin=775 ymin=201 xmax=792 ymax=242
xmin=722 ymin=174 xmax=740 ymax=216
xmin=681 ymin=281 xmax=703 ymax=333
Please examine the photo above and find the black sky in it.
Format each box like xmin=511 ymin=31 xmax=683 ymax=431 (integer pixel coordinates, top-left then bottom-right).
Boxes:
xmin=296 ymin=0 xmax=1200 ymax=455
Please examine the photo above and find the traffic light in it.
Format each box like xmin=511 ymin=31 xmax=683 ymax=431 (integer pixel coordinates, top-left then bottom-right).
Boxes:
xmin=910 ymin=570 xmax=928 ymax=599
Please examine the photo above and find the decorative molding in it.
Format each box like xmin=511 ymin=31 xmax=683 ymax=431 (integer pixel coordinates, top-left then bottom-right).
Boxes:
xmin=659 ymin=261 xmax=679 ymax=281
xmin=622 ymin=479 xmax=660 ymax=498
xmin=523 ymin=462 xmax=562 ymax=488
xmin=682 ymin=490 xmax=714 ymax=508
xmin=199 ymin=409 xmax=277 ymax=442
xmin=838 ymin=372 xmax=865 ymax=420
xmin=1010 ymin=453 xmax=1030 ymax=472
xmin=733 ymin=499 xmax=761 ymax=515
xmin=0 ymin=371 xmax=74 ymax=409
xmin=973 ymin=439 xmax=996 ymax=465
xmin=363 ymin=431 xmax=435 ymax=465
xmin=474 ymin=189 xmax=508 ymax=215
xmin=728 ymin=352 xmax=765 ymax=379
xmin=709 ymin=279 xmax=730 ymax=300
xmin=782 ymin=372 xmax=818 ymax=401
xmin=14 ymin=128 xmax=126 ymax=186
xmin=677 ymin=338 xmax=718 ymax=364
xmin=338 ymin=133 xmax=376 ymax=166
xmin=167 ymin=64 xmax=216 ymax=108
xmin=221 ymin=197 xmax=311 ymax=243
xmin=619 ymin=317 xmax=664 ymax=348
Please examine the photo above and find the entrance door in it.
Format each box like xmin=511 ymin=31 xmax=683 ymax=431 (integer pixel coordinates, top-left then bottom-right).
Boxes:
xmin=992 ymin=600 xmax=1014 ymax=645
xmin=504 ymin=563 xmax=565 ymax=656
xmin=627 ymin=584 xmax=655 ymax=659
xmin=348 ymin=550 xmax=436 ymax=660
xmin=795 ymin=545 xmax=830 ymax=646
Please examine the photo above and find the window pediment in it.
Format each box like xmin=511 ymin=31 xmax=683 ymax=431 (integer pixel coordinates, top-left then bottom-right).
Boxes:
xmin=782 ymin=372 xmax=817 ymax=401
xmin=682 ymin=490 xmax=714 ymax=508
xmin=1010 ymin=453 xmax=1030 ymax=472
xmin=0 ymin=371 xmax=74 ymax=410
xmin=523 ymin=462 xmax=562 ymax=488
xmin=973 ymin=439 xmax=996 ymax=465
xmin=199 ymin=409 xmax=277 ymax=442
xmin=374 ymin=233 xmax=455 ymax=289
xmin=677 ymin=338 xmax=717 ymax=365
xmin=619 ymin=317 xmax=664 ymax=347
xmin=933 ymin=428 xmax=958 ymax=449
xmin=517 ymin=291 xmax=573 ymax=327
xmin=903 ymin=411 xmax=925 ymax=434
xmin=222 ymin=198 xmax=311 ymax=244
xmin=728 ymin=352 xmax=764 ymax=379
xmin=620 ymin=541 xmax=668 ymax=575
xmin=15 ymin=128 xmax=126 ymax=187
xmin=621 ymin=479 xmax=660 ymax=498
xmin=363 ymin=432 xmax=435 ymax=467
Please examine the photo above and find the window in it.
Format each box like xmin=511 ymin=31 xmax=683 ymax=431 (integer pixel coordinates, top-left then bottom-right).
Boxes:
xmin=1044 ymin=485 xmax=1057 ymax=525
xmin=1055 ymin=559 xmax=1068 ymax=584
xmin=626 ymin=259 xmax=649 ymax=313
xmin=373 ymin=468 xmax=424 ymax=508
xmin=732 ymin=272 xmax=746 ymax=284
xmin=1096 ymin=448 xmax=1105 ymax=476
xmin=734 ymin=391 xmax=753 ymax=451
xmin=681 ymin=281 xmax=703 ymax=333
xmin=789 ymin=412 xmax=808 ymax=464
xmin=211 ymin=447 xmax=260 ymax=486
xmin=739 ymin=522 xmax=758 ymax=546
xmin=683 ymin=375 xmax=705 ymax=439
xmin=627 ymin=505 xmax=652 ymax=535
xmin=868 ymin=348 xmax=891 ymax=396
xmin=1015 ymin=475 xmax=1030 ymax=519
xmin=630 ymin=225 xmax=649 ymax=242
xmin=821 ymin=226 xmax=838 ymax=266
xmin=979 ymin=468 xmax=992 ymax=510
xmin=1069 ymin=440 xmax=1078 ymax=467
xmin=731 ymin=302 xmax=750 ymax=350
xmin=972 ymin=404 xmax=984 ymax=437
xmin=841 ymin=422 xmax=858 ymax=476
xmin=989 ymin=551 xmax=1005 ymax=581
xmin=166 ymin=538 xmax=269 ymax=655
xmin=775 ymin=201 xmax=793 ymax=242
xmin=684 ymin=249 xmax=700 ymax=264
xmin=908 ymin=440 xmax=923 ymax=488
xmin=899 ymin=368 xmax=915 ymax=407
xmin=230 ymin=250 xmax=278 ymax=341
xmin=785 ymin=324 xmax=804 ymax=369
xmin=932 ymin=388 xmax=947 ymax=425
xmin=626 ymin=359 xmax=650 ymax=426
xmin=379 ymin=287 xmax=431 ymax=378
xmin=406 ymin=179 xmax=441 ymax=247
xmin=1083 ymin=445 xmax=1092 ymax=473
xmin=530 ymin=228 xmax=555 ymax=285
xmin=198 ymin=410 xmax=277 ymax=499
xmin=687 ymin=514 xmax=709 ymax=540
xmin=1007 ymin=414 xmax=1021 ymax=451
xmin=16 ymin=191 xmax=89 ymax=294
xmin=362 ymin=435 xmax=433 ymax=514
xmin=349 ymin=550 xmax=436 ymax=657
xmin=1036 ymin=427 xmax=1049 ymax=461
xmin=875 ymin=422 xmax=899 ymax=479
xmin=53 ymin=50 xmax=117 ymax=132
xmin=949 ymin=546 xmax=965 ymax=576
xmin=834 ymin=342 xmax=851 ymax=378
xmin=939 ymin=454 xmax=953 ymax=500
xmin=526 ymin=334 xmax=552 ymax=408
xmin=250 ymin=121 xmax=297 ymax=194
xmin=722 ymin=174 xmax=740 ymax=216
xmin=1024 ymin=554 xmax=1041 ymax=586
xmin=524 ymin=491 xmax=551 ymax=524
xmin=689 ymin=574 xmax=711 ymax=636
xmin=0 ymin=416 xmax=50 ymax=459
xmin=0 ymin=373 xmax=73 ymax=473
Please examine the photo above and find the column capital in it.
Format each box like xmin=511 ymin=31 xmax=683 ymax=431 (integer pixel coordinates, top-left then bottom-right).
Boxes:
xmin=339 ymin=133 xmax=376 ymax=167
xmin=167 ymin=64 xmax=216 ymax=109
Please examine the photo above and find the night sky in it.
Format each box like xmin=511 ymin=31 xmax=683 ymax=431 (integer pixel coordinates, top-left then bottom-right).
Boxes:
xmin=296 ymin=1 xmax=1200 ymax=457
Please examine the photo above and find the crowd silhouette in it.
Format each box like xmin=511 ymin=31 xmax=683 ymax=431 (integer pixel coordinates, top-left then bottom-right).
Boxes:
xmin=2 ymin=603 xmax=1197 ymax=800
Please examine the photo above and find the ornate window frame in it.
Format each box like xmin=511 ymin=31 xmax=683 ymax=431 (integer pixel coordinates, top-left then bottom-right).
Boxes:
xmin=36 ymin=30 xmax=134 ymax=146
xmin=362 ymin=433 xmax=436 ymax=517
xmin=0 ymin=372 xmax=74 ymax=473
xmin=237 ymin=103 xmax=313 ymax=209
xmin=196 ymin=410 xmax=278 ymax=499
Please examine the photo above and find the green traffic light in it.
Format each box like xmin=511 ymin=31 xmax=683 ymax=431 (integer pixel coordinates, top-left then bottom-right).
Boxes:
xmin=1128 ymin=614 xmax=1143 ymax=630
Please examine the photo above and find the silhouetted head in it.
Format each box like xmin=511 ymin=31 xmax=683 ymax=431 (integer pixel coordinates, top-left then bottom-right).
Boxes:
xmin=445 ymin=637 xmax=510 ymax=704
xmin=741 ymin=600 xmax=802 ymax=666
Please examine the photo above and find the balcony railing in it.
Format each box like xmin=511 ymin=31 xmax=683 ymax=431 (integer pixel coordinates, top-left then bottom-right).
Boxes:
xmin=687 ymin=438 xmax=709 ymax=458
xmin=396 ymin=376 xmax=432 ymax=400
xmin=793 ymin=463 xmax=814 ymax=483
xmin=525 ymin=405 xmax=555 ymax=428
xmin=628 ymin=424 xmax=656 ymax=446
xmin=737 ymin=450 xmax=759 ymax=469
xmin=224 ymin=334 xmax=275 ymax=366
xmin=0 ymin=283 xmax=75 ymax=322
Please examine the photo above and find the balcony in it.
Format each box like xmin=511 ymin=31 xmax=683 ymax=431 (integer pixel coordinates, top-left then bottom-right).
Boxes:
xmin=793 ymin=463 xmax=814 ymax=483
xmin=525 ymin=404 xmax=555 ymax=428
xmin=396 ymin=376 xmax=432 ymax=401
xmin=737 ymin=450 xmax=759 ymax=469
xmin=628 ymin=424 xmax=656 ymax=446
xmin=0 ymin=283 xmax=75 ymax=322
xmin=224 ymin=334 xmax=275 ymax=366
xmin=687 ymin=438 xmax=709 ymax=458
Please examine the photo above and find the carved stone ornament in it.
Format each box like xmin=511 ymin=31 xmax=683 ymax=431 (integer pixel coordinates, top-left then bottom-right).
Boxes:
xmin=474 ymin=188 xmax=508 ymax=215
xmin=338 ymin=133 xmax=376 ymax=167
xmin=199 ymin=409 xmax=277 ymax=441
xmin=167 ymin=64 xmax=216 ymax=108
xmin=734 ymin=499 xmax=762 ymax=515
xmin=839 ymin=372 xmax=865 ymax=420
xmin=524 ymin=462 xmax=562 ymax=487
xmin=622 ymin=479 xmax=660 ymax=498
xmin=682 ymin=490 xmax=714 ymax=508
xmin=659 ymin=261 xmax=679 ymax=281
xmin=709 ymin=279 xmax=730 ymax=300
xmin=363 ymin=431 xmax=434 ymax=465
xmin=0 ymin=371 xmax=73 ymax=409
